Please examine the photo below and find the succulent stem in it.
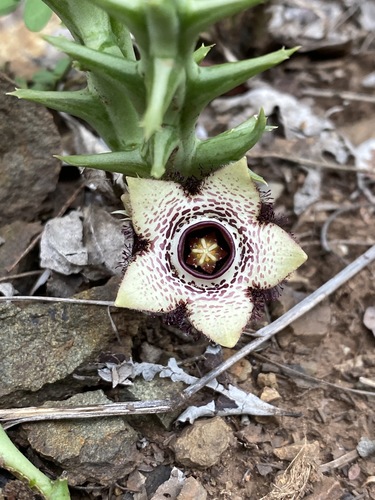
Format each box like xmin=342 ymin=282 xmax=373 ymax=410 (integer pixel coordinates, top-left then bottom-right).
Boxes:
xmin=0 ymin=426 xmax=70 ymax=500
xmin=10 ymin=0 xmax=297 ymax=179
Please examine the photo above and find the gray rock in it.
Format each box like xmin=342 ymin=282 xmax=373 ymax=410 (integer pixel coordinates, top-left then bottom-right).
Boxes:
xmin=23 ymin=391 xmax=141 ymax=485
xmin=0 ymin=74 xmax=61 ymax=226
xmin=0 ymin=302 xmax=111 ymax=400
xmin=0 ymin=278 xmax=147 ymax=405
xmin=0 ymin=277 xmax=160 ymax=407
xmin=357 ymin=436 xmax=375 ymax=458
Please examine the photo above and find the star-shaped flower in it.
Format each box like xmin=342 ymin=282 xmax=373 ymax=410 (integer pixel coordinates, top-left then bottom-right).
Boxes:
xmin=115 ymin=158 xmax=307 ymax=347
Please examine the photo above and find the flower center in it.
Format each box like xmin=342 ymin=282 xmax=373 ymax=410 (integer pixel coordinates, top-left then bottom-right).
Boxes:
xmin=177 ymin=221 xmax=235 ymax=279
xmin=186 ymin=232 xmax=227 ymax=274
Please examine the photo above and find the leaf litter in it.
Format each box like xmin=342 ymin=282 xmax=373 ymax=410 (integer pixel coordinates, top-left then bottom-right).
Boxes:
xmin=98 ymin=354 xmax=293 ymax=423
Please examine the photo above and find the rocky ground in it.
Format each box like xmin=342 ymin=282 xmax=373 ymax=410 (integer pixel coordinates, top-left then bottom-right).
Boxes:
xmin=0 ymin=1 xmax=375 ymax=499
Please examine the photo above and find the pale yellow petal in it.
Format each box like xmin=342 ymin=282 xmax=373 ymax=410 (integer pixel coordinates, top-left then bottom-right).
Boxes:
xmin=115 ymin=252 xmax=181 ymax=312
xmin=187 ymin=290 xmax=254 ymax=348
xmin=202 ymin=158 xmax=261 ymax=221
xmin=126 ymin=176 xmax=184 ymax=239
xmin=246 ymin=224 xmax=307 ymax=289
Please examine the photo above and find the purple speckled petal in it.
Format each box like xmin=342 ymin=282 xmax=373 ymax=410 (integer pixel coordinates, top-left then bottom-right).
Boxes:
xmin=115 ymin=250 xmax=182 ymax=312
xmin=125 ymin=175 xmax=185 ymax=241
xmin=200 ymin=157 xmax=261 ymax=223
xmin=115 ymin=158 xmax=307 ymax=347
xmin=241 ymin=223 xmax=307 ymax=290
xmin=186 ymin=288 xmax=254 ymax=348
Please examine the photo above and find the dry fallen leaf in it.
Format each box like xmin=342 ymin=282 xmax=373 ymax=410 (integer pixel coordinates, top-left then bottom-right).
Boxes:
xmin=40 ymin=206 xmax=125 ymax=279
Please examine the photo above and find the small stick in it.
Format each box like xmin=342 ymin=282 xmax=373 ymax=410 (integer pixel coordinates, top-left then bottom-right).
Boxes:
xmin=1 ymin=400 xmax=173 ymax=428
xmin=0 ymin=296 xmax=114 ymax=307
xmin=320 ymin=449 xmax=359 ymax=473
xmin=0 ymin=270 xmax=44 ymax=283
xmin=302 ymin=88 xmax=375 ymax=104
xmin=247 ymin=151 xmax=375 ymax=177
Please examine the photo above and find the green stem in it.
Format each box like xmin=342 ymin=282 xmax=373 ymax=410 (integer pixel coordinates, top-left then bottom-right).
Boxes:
xmin=13 ymin=0 xmax=298 ymax=178
xmin=0 ymin=426 xmax=70 ymax=500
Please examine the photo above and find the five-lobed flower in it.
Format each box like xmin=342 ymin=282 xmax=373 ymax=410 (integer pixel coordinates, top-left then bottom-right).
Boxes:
xmin=115 ymin=158 xmax=307 ymax=348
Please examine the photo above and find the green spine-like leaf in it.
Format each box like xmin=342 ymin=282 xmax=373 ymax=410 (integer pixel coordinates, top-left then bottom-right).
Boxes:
xmin=44 ymin=36 xmax=140 ymax=88
xmin=182 ymin=48 xmax=296 ymax=138
xmin=146 ymin=126 xmax=179 ymax=178
xmin=9 ymin=88 xmax=117 ymax=150
xmin=190 ymin=110 xmax=267 ymax=175
xmin=10 ymin=0 xmax=297 ymax=178
xmin=89 ymin=0 xmax=147 ymax=49
xmin=57 ymin=151 xmax=149 ymax=176
xmin=142 ymin=57 xmax=183 ymax=138
xmin=193 ymin=44 xmax=214 ymax=64
xmin=192 ymin=48 xmax=296 ymax=104
xmin=43 ymin=0 xmax=123 ymax=53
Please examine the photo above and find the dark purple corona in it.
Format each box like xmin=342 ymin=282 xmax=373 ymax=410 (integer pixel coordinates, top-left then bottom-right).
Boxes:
xmin=177 ymin=221 xmax=235 ymax=279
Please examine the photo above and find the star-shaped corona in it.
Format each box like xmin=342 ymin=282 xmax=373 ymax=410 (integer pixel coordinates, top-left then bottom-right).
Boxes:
xmin=115 ymin=158 xmax=307 ymax=348
xmin=186 ymin=232 xmax=227 ymax=274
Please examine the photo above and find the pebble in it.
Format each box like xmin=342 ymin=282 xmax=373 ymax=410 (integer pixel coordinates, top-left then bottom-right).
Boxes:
xmin=172 ymin=417 xmax=233 ymax=468
xmin=223 ymin=348 xmax=252 ymax=382
xmin=357 ymin=436 xmax=375 ymax=458
xmin=260 ymin=387 xmax=281 ymax=403
xmin=177 ymin=476 xmax=207 ymax=500
xmin=273 ymin=441 xmax=320 ymax=461
xmin=347 ymin=463 xmax=361 ymax=481
xmin=257 ymin=372 xmax=278 ymax=389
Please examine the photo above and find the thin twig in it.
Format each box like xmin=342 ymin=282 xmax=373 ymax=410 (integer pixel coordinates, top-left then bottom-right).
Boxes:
xmin=0 ymin=296 xmax=114 ymax=307
xmin=251 ymin=353 xmax=375 ymax=398
xmin=328 ymin=239 xmax=375 ymax=247
xmin=0 ymin=245 xmax=374 ymax=427
xmin=247 ymin=151 xmax=375 ymax=177
xmin=0 ymin=270 xmax=44 ymax=283
xmin=320 ymin=449 xmax=359 ymax=473
xmin=0 ymin=401 xmax=173 ymax=429
xmin=107 ymin=306 xmax=122 ymax=344
xmin=302 ymin=88 xmax=375 ymax=104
